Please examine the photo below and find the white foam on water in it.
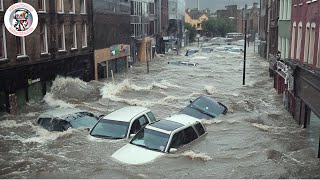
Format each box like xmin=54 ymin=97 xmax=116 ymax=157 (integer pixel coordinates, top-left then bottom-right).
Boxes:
xmin=192 ymin=56 xmax=209 ymax=60
xmin=50 ymin=76 xmax=91 ymax=92
xmin=0 ymin=120 xmax=33 ymax=128
xmin=252 ymin=123 xmax=272 ymax=132
xmin=22 ymin=126 xmax=76 ymax=144
xmin=202 ymin=120 xmax=223 ymax=125
xmin=181 ymin=150 xmax=212 ymax=161
xmin=43 ymin=93 xmax=75 ymax=108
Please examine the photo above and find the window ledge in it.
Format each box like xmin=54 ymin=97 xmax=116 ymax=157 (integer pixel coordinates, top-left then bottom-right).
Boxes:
xmin=40 ymin=52 xmax=51 ymax=57
xmin=82 ymin=46 xmax=88 ymax=49
xmin=58 ymin=50 xmax=67 ymax=54
xmin=69 ymin=12 xmax=76 ymax=14
xmin=80 ymin=13 xmax=87 ymax=15
xmin=38 ymin=11 xmax=47 ymax=13
xmin=57 ymin=12 xmax=65 ymax=14
xmin=16 ymin=55 xmax=29 ymax=62
xmin=0 ymin=58 xmax=9 ymax=65
xmin=71 ymin=48 xmax=78 ymax=51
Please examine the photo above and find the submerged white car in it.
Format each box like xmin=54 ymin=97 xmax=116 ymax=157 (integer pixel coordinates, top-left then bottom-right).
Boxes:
xmin=111 ymin=114 xmax=207 ymax=165
xmin=89 ymin=106 xmax=157 ymax=139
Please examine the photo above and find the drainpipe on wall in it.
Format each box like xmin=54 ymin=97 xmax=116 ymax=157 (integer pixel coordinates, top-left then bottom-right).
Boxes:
xmin=266 ymin=0 xmax=271 ymax=61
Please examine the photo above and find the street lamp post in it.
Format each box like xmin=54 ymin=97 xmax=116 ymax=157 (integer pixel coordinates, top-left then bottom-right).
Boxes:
xmin=196 ymin=34 xmax=200 ymax=47
xmin=243 ymin=19 xmax=247 ymax=86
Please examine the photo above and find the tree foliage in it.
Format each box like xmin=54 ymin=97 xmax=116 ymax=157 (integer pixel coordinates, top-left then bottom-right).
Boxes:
xmin=202 ymin=17 xmax=234 ymax=37
xmin=185 ymin=23 xmax=197 ymax=42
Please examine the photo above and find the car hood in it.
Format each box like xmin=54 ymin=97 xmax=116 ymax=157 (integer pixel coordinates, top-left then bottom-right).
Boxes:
xmin=112 ymin=144 xmax=163 ymax=165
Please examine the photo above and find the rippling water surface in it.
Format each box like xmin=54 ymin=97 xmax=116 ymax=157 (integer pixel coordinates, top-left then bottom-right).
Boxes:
xmin=1 ymin=43 xmax=320 ymax=179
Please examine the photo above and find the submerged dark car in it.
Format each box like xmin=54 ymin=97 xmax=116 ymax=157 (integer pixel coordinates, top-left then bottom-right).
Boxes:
xmin=37 ymin=109 xmax=100 ymax=132
xmin=179 ymin=96 xmax=228 ymax=119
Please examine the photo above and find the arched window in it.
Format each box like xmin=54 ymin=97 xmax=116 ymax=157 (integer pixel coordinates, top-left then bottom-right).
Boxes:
xmin=296 ymin=22 xmax=303 ymax=60
xmin=308 ymin=23 xmax=316 ymax=65
xmin=304 ymin=22 xmax=311 ymax=63
xmin=291 ymin=22 xmax=296 ymax=58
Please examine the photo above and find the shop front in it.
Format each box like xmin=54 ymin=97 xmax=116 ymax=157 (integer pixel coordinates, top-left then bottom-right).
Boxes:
xmin=94 ymin=44 xmax=130 ymax=80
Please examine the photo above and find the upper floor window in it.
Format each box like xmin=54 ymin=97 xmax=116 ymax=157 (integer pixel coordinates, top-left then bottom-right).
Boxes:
xmin=58 ymin=24 xmax=65 ymax=51
xmin=0 ymin=24 xmax=7 ymax=60
xmin=149 ymin=3 xmax=155 ymax=15
xmin=38 ymin=0 xmax=46 ymax=12
xmin=40 ymin=23 xmax=48 ymax=54
xmin=16 ymin=37 xmax=26 ymax=57
xmin=0 ymin=0 xmax=3 ymax=11
xmin=82 ymin=24 xmax=87 ymax=48
xmin=80 ymin=0 xmax=86 ymax=14
xmin=70 ymin=0 xmax=75 ymax=13
xmin=57 ymin=0 xmax=64 ymax=13
xmin=71 ymin=24 xmax=77 ymax=49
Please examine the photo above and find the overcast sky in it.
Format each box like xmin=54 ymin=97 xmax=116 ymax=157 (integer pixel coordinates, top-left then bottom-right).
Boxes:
xmin=185 ymin=0 xmax=259 ymax=12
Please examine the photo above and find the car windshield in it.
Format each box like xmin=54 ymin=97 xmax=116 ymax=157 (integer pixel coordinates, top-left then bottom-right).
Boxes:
xmin=90 ymin=119 xmax=129 ymax=139
xmin=191 ymin=98 xmax=224 ymax=117
xmin=70 ymin=116 xmax=98 ymax=129
xmin=130 ymin=128 xmax=170 ymax=152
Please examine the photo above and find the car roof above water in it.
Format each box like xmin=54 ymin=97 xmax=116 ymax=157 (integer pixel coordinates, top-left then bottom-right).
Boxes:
xmin=38 ymin=108 xmax=84 ymax=119
xmin=103 ymin=106 xmax=150 ymax=122
xmin=148 ymin=114 xmax=201 ymax=134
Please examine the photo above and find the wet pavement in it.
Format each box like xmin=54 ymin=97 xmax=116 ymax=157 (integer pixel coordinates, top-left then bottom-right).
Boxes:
xmin=0 ymin=42 xmax=320 ymax=178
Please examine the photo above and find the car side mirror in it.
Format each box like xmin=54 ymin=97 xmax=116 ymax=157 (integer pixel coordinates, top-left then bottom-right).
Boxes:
xmin=130 ymin=134 xmax=136 ymax=138
xmin=169 ymin=148 xmax=178 ymax=153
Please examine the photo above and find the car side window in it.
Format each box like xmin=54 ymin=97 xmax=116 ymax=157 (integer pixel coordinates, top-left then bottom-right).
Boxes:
xmin=194 ymin=123 xmax=206 ymax=136
xmin=183 ymin=127 xmax=198 ymax=144
xmin=130 ymin=115 xmax=148 ymax=135
xmin=147 ymin=112 xmax=156 ymax=122
xmin=170 ymin=131 xmax=186 ymax=148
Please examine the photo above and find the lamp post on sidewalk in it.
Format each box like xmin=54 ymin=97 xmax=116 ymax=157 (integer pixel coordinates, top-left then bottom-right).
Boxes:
xmin=243 ymin=19 xmax=247 ymax=86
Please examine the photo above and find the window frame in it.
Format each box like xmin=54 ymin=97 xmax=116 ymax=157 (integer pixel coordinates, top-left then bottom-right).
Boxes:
xmin=0 ymin=24 xmax=7 ymax=60
xmin=16 ymin=37 xmax=26 ymax=57
xmin=58 ymin=24 xmax=66 ymax=51
xmin=291 ymin=22 xmax=296 ymax=59
xmin=82 ymin=23 xmax=87 ymax=48
xmin=0 ymin=0 xmax=3 ymax=11
xmin=70 ymin=0 xmax=75 ymax=14
xmin=80 ymin=0 xmax=86 ymax=14
xmin=38 ymin=0 xmax=46 ymax=12
xmin=40 ymin=23 xmax=48 ymax=54
xmin=71 ymin=24 xmax=77 ymax=50
xmin=296 ymin=22 xmax=303 ymax=61
xmin=308 ymin=23 xmax=316 ymax=65
xmin=57 ymin=0 xmax=64 ymax=13
xmin=304 ymin=23 xmax=311 ymax=63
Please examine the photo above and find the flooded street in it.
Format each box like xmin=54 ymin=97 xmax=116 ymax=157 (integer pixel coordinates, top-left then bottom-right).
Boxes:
xmin=0 ymin=43 xmax=320 ymax=179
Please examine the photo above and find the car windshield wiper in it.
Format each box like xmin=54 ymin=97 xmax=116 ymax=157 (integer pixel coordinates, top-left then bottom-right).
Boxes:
xmin=91 ymin=134 xmax=123 ymax=139
xmin=144 ymin=146 xmax=163 ymax=152
xmin=192 ymin=106 xmax=216 ymax=118
xmin=131 ymin=142 xmax=163 ymax=152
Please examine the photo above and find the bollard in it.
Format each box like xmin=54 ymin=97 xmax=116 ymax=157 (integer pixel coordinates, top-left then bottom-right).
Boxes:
xmin=111 ymin=70 xmax=115 ymax=84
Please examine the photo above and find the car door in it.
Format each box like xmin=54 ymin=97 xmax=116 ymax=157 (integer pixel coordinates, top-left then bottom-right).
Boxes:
xmin=168 ymin=126 xmax=199 ymax=152
xmin=129 ymin=115 xmax=149 ymax=136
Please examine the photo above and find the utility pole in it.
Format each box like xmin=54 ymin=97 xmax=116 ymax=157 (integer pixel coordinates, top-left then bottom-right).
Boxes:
xmin=176 ymin=0 xmax=179 ymax=55
xmin=243 ymin=20 xmax=247 ymax=86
